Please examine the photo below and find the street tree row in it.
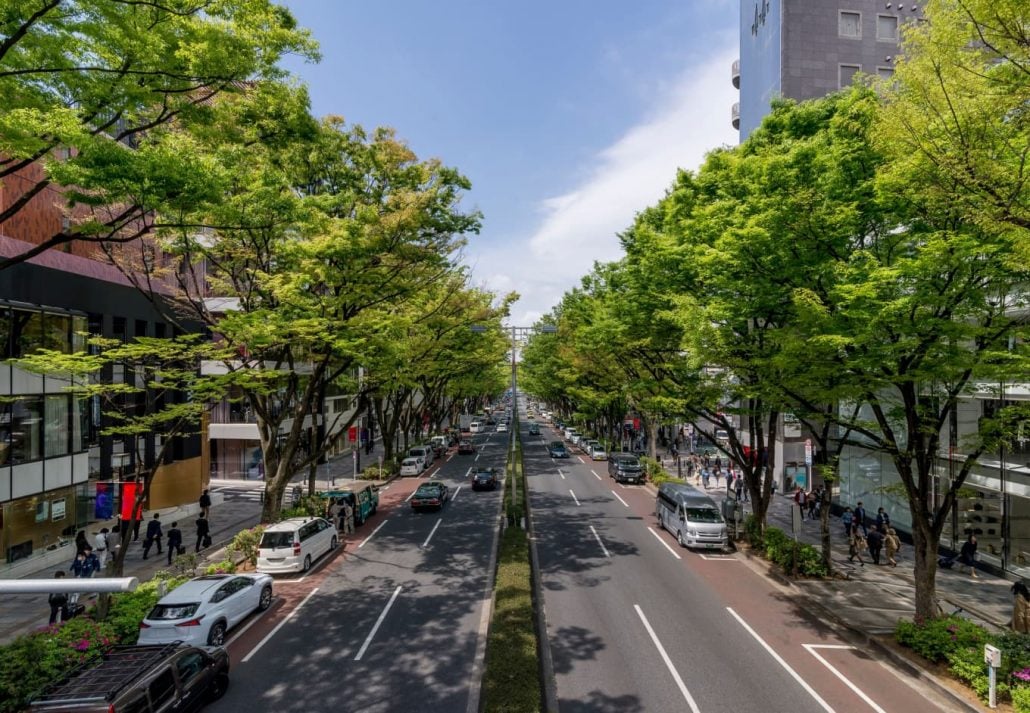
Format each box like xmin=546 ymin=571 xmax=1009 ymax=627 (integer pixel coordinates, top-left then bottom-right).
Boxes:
xmin=521 ymin=0 xmax=1030 ymax=621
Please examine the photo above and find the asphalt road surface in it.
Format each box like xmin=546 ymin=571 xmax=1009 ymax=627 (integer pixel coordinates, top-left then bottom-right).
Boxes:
xmin=526 ymin=418 xmax=957 ymax=713
xmin=210 ymin=430 xmax=506 ymax=713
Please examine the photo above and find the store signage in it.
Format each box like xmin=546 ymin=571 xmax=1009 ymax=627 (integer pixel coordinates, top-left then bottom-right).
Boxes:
xmin=51 ymin=498 xmax=66 ymax=521
xmin=804 ymin=438 xmax=813 ymax=466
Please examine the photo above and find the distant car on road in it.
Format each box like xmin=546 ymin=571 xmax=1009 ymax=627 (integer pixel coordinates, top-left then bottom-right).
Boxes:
xmin=457 ymin=439 xmax=475 ymax=454
xmin=548 ymin=441 xmax=569 ymax=458
xmin=589 ymin=443 xmax=607 ymax=461
xmin=497 ymin=422 xmax=508 ymax=433
xmin=528 ymin=423 xmax=540 ymax=435
xmin=138 ymin=573 xmax=274 ymax=646
xmin=608 ymin=454 xmax=643 ymax=484
xmin=471 ymin=468 xmax=499 ymax=491
xmin=411 ymin=481 xmax=449 ymax=511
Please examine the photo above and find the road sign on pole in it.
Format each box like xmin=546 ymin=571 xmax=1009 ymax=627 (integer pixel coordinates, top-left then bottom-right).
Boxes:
xmin=804 ymin=438 xmax=812 ymax=466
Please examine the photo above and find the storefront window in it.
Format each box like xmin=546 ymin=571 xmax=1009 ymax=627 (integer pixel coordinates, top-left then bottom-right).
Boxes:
xmin=0 ymin=306 xmax=10 ymax=358
xmin=11 ymin=396 xmax=43 ymax=463
xmin=71 ymin=315 xmax=88 ymax=354
xmin=42 ymin=313 xmax=71 ymax=353
xmin=44 ymin=395 xmax=70 ymax=458
xmin=10 ymin=309 xmax=44 ymax=358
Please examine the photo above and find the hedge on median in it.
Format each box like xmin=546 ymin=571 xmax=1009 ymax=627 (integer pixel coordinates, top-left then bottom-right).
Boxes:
xmin=744 ymin=516 xmax=827 ymax=578
xmin=896 ymin=615 xmax=1030 ymax=709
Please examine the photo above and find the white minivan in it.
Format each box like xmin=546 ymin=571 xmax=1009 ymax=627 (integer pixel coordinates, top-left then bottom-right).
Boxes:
xmin=409 ymin=445 xmax=434 ymax=468
xmin=469 ymin=421 xmax=482 ymax=434
xmin=257 ymin=517 xmax=338 ymax=574
xmin=655 ymin=482 xmax=728 ymax=550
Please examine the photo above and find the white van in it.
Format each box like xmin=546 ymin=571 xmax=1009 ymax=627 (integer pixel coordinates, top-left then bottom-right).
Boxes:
xmin=409 ymin=445 xmax=434 ymax=467
xmin=655 ymin=482 xmax=728 ymax=550
xmin=257 ymin=517 xmax=337 ymax=574
xmin=469 ymin=421 xmax=482 ymax=434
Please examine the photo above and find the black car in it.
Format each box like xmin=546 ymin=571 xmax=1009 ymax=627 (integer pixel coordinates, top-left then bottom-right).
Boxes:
xmin=411 ymin=481 xmax=449 ymax=511
xmin=471 ymin=468 xmax=499 ymax=491
xmin=608 ymin=454 xmax=644 ymax=484
xmin=548 ymin=441 xmax=569 ymax=458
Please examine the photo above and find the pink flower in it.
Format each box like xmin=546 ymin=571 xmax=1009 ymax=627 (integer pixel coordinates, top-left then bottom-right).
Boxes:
xmin=1013 ymin=668 xmax=1030 ymax=682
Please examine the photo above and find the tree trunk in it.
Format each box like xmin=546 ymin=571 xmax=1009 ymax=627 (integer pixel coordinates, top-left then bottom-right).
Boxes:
xmin=912 ymin=521 xmax=940 ymax=621
xmin=820 ymin=485 xmax=833 ymax=575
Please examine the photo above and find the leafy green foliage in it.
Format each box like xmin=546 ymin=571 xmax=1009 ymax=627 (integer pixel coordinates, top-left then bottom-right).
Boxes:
xmin=226 ymin=526 xmax=265 ymax=567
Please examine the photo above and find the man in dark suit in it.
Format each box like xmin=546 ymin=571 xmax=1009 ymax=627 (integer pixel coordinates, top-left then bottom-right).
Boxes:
xmin=142 ymin=513 xmax=163 ymax=559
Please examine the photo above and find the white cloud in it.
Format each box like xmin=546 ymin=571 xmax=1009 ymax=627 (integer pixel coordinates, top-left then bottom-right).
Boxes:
xmin=469 ymin=39 xmax=740 ymax=327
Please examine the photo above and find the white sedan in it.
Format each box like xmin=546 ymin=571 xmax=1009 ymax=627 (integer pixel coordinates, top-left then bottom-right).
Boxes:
xmin=138 ymin=573 xmax=273 ymax=647
xmin=497 ymin=423 xmax=508 ymax=433
xmin=400 ymin=457 xmax=422 ymax=476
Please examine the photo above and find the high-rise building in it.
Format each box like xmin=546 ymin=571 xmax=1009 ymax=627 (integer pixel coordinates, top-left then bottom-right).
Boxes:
xmin=734 ymin=0 xmax=921 ymax=139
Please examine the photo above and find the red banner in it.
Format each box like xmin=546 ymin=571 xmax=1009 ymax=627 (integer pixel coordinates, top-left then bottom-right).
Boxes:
xmin=120 ymin=482 xmax=143 ymax=521
xmin=348 ymin=426 xmax=358 ymax=442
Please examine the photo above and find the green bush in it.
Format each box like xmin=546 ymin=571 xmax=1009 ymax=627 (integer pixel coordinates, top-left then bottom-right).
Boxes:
xmin=106 ymin=575 xmax=189 ymax=644
xmin=227 ymin=525 xmax=264 ymax=567
xmin=757 ymin=527 xmax=827 ymax=577
xmin=1012 ymin=685 xmax=1030 ymax=713
xmin=203 ymin=558 xmax=238 ymax=575
xmin=744 ymin=514 xmax=764 ymax=549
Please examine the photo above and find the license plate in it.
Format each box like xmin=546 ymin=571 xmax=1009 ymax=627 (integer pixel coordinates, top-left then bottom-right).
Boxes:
xmin=705 ymin=544 xmax=715 ymax=549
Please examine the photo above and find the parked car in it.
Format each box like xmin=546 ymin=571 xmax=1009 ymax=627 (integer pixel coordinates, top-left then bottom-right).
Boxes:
xmin=581 ymin=438 xmax=599 ymax=454
xmin=470 ymin=468 xmax=499 ymax=491
xmin=656 ymin=482 xmax=728 ymax=550
xmin=138 ymin=573 xmax=273 ymax=647
xmin=570 ymin=433 xmax=583 ymax=447
xmin=400 ymin=457 xmax=422 ymax=476
xmin=469 ymin=421 xmax=482 ymax=434
xmin=411 ymin=481 xmax=449 ymax=511
xmin=409 ymin=445 xmax=434 ymax=468
xmin=608 ymin=454 xmax=643 ymax=484
xmin=28 ymin=644 xmax=230 ymax=713
xmin=497 ymin=422 xmax=508 ymax=433
xmin=457 ymin=439 xmax=476 ymax=455
xmin=548 ymin=441 xmax=569 ymax=458
xmin=430 ymin=435 xmax=448 ymax=456
xmin=589 ymin=443 xmax=607 ymax=461
xmin=256 ymin=517 xmax=337 ymax=574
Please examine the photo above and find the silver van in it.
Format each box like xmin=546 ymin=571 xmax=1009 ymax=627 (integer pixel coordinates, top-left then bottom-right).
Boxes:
xmin=409 ymin=445 xmax=434 ymax=467
xmin=655 ymin=482 xmax=727 ymax=550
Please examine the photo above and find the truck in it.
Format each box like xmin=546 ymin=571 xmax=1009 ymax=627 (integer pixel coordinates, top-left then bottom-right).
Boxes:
xmin=459 ymin=414 xmax=474 ymax=432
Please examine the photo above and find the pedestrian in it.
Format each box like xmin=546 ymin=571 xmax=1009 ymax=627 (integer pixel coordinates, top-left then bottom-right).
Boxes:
xmin=867 ymin=526 xmax=884 ymax=565
xmin=854 ymin=501 xmax=868 ymax=536
xmin=326 ymin=499 xmax=340 ymax=531
xmin=842 ymin=507 xmax=854 ymax=537
xmin=195 ymin=515 xmax=211 ymax=553
xmin=885 ymin=527 xmax=901 ymax=567
xmin=848 ymin=530 xmax=866 ymax=567
xmin=702 ymin=469 xmax=710 ymax=490
xmin=69 ymin=547 xmax=100 ymax=603
xmin=1012 ymin=580 xmax=1030 ymax=633
xmin=198 ymin=489 xmax=212 ymax=518
xmin=131 ymin=508 xmax=142 ymax=542
xmin=875 ymin=507 xmax=890 ymax=531
xmin=48 ymin=571 xmax=68 ymax=625
xmin=343 ymin=501 xmax=355 ymax=535
xmin=166 ymin=522 xmax=183 ymax=565
xmin=74 ymin=529 xmax=90 ymax=555
xmin=94 ymin=528 xmax=110 ymax=570
xmin=142 ymin=513 xmax=163 ymax=559
xmin=734 ymin=474 xmax=745 ymax=501
xmin=714 ymin=468 xmax=721 ymax=487
xmin=959 ymin=533 xmax=978 ymax=578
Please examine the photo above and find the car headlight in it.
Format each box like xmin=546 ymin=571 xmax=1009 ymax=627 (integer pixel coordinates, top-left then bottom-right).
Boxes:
xmin=688 ymin=529 xmax=697 ymax=537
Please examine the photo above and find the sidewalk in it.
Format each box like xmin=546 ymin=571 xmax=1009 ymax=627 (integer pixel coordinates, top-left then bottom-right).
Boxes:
xmin=0 ymin=437 xmax=403 ymax=644
xmin=661 ymin=460 xmax=1015 ymax=636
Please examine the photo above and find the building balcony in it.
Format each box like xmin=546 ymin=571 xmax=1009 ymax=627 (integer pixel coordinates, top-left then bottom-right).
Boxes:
xmin=732 ymin=59 xmax=740 ymax=89
xmin=731 ymin=102 xmax=740 ymax=130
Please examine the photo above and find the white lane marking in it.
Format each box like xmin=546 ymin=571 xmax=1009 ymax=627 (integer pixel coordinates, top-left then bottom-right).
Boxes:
xmin=226 ymin=600 xmax=276 ymax=646
xmin=589 ymin=525 xmax=610 ymax=558
xmin=242 ymin=588 xmax=319 ymax=663
xmin=569 ymin=489 xmax=580 ymax=506
xmin=590 ymin=469 xmax=602 ymax=481
xmin=727 ymin=608 xmax=834 ymax=713
xmin=421 ymin=518 xmax=443 ymax=548
xmin=611 ymin=490 xmax=629 ymax=507
xmin=380 ymin=485 xmax=390 ymax=492
xmin=405 ymin=488 xmax=417 ymax=502
xmin=354 ymin=586 xmax=402 ymax=661
xmin=577 ymin=456 xmax=586 ymax=464
xmin=358 ymin=520 xmax=388 ymax=549
xmin=648 ymin=527 xmax=682 ymax=560
xmin=804 ymin=645 xmax=886 ymax=713
xmin=634 ymin=605 xmax=702 ymax=713
xmin=557 ymin=468 xmax=566 ymax=480
xmin=698 ymin=553 xmax=737 ymax=561
xmin=451 ymin=484 xmax=463 ymax=503
xmin=447 ymin=453 xmax=454 ymax=461
xmin=475 ymin=452 xmax=480 ymax=462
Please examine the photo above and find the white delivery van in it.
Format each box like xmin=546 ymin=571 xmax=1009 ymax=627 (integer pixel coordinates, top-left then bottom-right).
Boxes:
xmin=469 ymin=421 xmax=482 ymax=434
xmin=655 ymin=482 xmax=728 ymax=550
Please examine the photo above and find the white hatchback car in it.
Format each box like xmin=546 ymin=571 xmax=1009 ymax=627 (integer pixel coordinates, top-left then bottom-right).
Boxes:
xmin=256 ymin=517 xmax=337 ymax=574
xmin=400 ymin=457 xmax=422 ymax=477
xmin=138 ymin=573 xmax=273 ymax=647
xmin=497 ymin=423 xmax=508 ymax=433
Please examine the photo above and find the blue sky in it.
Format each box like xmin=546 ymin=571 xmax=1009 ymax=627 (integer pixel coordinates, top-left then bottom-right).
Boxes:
xmin=282 ymin=1 xmax=740 ymax=324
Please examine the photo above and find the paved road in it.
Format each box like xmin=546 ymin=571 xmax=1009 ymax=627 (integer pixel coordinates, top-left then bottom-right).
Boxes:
xmin=209 ymin=429 xmax=506 ymax=713
xmin=526 ymin=419 xmax=956 ymax=713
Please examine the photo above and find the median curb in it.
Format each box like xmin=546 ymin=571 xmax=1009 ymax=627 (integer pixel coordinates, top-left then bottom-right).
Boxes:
xmin=525 ymin=443 xmax=559 ymax=712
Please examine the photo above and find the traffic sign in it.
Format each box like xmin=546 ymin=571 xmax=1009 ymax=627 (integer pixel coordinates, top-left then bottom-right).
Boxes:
xmin=804 ymin=438 xmax=812 ymax=466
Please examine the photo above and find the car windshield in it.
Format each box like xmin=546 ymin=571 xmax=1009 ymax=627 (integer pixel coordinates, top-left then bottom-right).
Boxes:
xmin=474 ymin=473 xmax=492 ymax=481
xmin=618 ymin=461 xmax=640 ymax=470
xmin=686 ymin=507 xmax=723 ymax=523
xmin=148 ymin=603 xmax=200 ymax=620
xmin=549 ymin=442 xmax=562 ymax=448
xmin=415 ymin=486 xmax=439 ymax=497
xmin=260 ymin=531 xmax=295 ymax=549
xmin=402 ymin=459 xmax=417 ymax=466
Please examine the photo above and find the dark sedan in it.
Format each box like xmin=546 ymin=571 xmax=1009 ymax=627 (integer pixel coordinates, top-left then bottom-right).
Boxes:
xmin=457 ymin=439 xmax=476 ymax=454
xmin=471 ymin=468 xmax=499 ymax=491
xmin=548 ymin=441 xmax=569 ymax=458
xmin=411 ymin=481 xmax=449 ymax=511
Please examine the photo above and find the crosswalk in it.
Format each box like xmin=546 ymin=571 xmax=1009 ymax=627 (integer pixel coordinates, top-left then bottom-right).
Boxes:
xmin=212 ymin=485 xmax=264 ymax=502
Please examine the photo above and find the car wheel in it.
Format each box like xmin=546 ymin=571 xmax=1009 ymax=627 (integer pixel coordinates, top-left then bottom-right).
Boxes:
xmin=677 ymin=530 xmax=686 ymax=548
xmin=258 ymin=585 xmax=273 ymax=611
xmin=303 ymin=554 xmax=312 ymax=572
xmin=208 ymin=621 xmax=227 ymax=646
xmin=371 ymin=504 xmax=377 ymax=515
xmin=330 ymin=535 xmax=338 ymax=550
xmin=208 ymin=671 xmax=230 ymax=701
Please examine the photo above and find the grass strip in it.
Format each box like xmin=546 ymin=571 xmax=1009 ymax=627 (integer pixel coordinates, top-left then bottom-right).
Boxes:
xmin=481 ymin=420 xmax=543 ymax=713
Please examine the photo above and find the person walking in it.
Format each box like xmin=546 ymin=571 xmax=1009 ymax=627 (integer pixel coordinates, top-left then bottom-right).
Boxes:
xmin=875 ymin=507 xmax=890 ymax=531
xmin=48 ymin=571 xmax=68 ymax=625
xmin=848 ymin=529 xmax=867 ymax=567
xmin=1012 ymin=580 xmax=1030 ymax=633
xmin=326 ymin=499 xmax=340 ymax=531
xmin=885 ymin=527 xmax=901 ymax=567
xmin=867 ymin=525 xmax=884 ymax=565
xmin=959 ymin=533 xmax=978 ymax=578
xmin=142 ymin=513 xmax=163 ymax=559
xmin=166 ymin=522 xmax=183 ymax=565
xmin=198 ymin=489 xmax=212 ymax=518
xmin=701 ymin=469 xmax=710 ymax=490
xmin=74 ymin=529 xmax=90 ymax=555
xmin=841 ymin=507 xmax=854 ymax=537
xmin=854 ymin=501 xmax=868 ymax=536
xmin=94 ymin=528 xmax=110 ymax=570
xmin=69 ymin=546 xmax=100 ymax=603
xmin=195 ymin=515 xmax=211 ymax=553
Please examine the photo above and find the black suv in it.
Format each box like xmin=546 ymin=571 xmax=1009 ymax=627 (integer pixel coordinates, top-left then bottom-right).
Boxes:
xmin=608 ymin=454 xmax=643 ymax=484
xmin=29 ymin=644 xmax=229 ymax=713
